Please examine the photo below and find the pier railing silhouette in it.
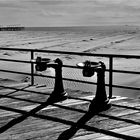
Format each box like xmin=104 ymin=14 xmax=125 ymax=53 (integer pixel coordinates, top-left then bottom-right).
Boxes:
xmin=0 ymin=25 xmax=24 ymax=31
xmin=0 ymin=48 xmax=140 ymax=98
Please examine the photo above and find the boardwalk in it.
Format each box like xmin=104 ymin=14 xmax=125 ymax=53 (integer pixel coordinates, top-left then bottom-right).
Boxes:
xmin=0 ymin=83 xmax=139 ymax=140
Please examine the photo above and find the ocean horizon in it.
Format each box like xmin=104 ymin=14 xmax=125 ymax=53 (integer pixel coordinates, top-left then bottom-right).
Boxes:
xmin=24 ymin=25 xmax=140 ymax=32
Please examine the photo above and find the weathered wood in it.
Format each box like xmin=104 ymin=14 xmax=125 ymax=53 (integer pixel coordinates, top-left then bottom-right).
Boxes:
xmin=73 ymin=125 xmax=140 ymax=140
xmin=0 ymin=85 xmax=139 ymax=140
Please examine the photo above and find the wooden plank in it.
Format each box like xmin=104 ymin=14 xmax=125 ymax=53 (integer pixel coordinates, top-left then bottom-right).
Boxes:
xmin=0 ymin=85 xmax=140 ymax=140
xmin=72 ymin=125 xmax=140 ymax=139
xmin=0 ymin=101 xmax=139 ymax=139
xmin=95 ymin=125 xmax=140 ymax=139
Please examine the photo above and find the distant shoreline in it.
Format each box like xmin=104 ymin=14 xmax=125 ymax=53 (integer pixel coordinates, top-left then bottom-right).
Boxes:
xmin=0 ymin=25 xmax=139 ymax=32
xmin=24 ymin=25 xmax=140 ymax=31
xmin=0 ymin=26 xmax=25 ymax=31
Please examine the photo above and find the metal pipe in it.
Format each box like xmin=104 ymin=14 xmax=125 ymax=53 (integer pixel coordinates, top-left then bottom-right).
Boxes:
xmin=31 ymin=51 xmax=34 ymax=85
xmin=109 ymin=57 xmax=113 ymax=99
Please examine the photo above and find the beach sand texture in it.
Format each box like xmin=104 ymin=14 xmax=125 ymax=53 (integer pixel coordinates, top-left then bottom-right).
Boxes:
xmin=0 ymin=25 xmax=140 ymax=98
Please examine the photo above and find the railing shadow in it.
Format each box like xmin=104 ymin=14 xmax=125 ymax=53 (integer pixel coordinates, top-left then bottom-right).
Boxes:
xmin=57 ymin=105 xmax=140 ymax=140
xmin=0 ymin=94 xmax=64 ymax=133
xmin=1 ymin=92 xmax=140 ymax=126
xmin=57 ymin=108 xmax=98 ymax=140
xmin=1 ymin=85 xmax=140 ymax=110
xmin=0 ymin=86 xmax=140 ymax=139
xmin=0 ymin=98 xmax=139 ymax=140
xmin=2 ymin=84 xmax=31 ymax=96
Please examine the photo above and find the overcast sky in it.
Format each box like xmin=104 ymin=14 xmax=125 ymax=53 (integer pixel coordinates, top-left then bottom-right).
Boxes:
xmin=0 ymin=0 xmax=140 ymax=27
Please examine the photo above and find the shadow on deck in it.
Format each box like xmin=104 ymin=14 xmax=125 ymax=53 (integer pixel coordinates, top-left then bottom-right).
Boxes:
xmin=0 ymin=83 xmax=140 ymax=140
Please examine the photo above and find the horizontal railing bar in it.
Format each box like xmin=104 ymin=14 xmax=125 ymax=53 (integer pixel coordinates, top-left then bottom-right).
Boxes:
xmin=0 ymin=69 xmax=31 ymax=75
xmin=0 ymin=58 xmax=140 ymax=75
xmin=1 ymin=69 xmax=140 ymax=91
xmin=112 ymin=69 xmax=140 ymax=74
xmin=0 ymin=59 xmax=140 ymax=75
xmin=113 ymin=84 xmax=140 ymax=90
xmin=0 ymin=58 xmax=30 ymax=63
xmin=0 ymin=58 xmax=140 ymax=76
xmin=1 ymin=58 xmax=140 ymax=75
xmin=0 ymin=85 xmax=50 ymax=95
xmin=0 ymin=48 xmax=140 ymax=59
xmin=105 ymin=69 xmax=140 ymax=74
xmin=64 ymin=65 xmax=140 ymax=75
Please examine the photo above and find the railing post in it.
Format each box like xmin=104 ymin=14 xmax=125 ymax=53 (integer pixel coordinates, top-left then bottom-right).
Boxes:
xmin=31 ymin=50 xmax=34 ymax=85
xmin=109 ymin=56 xmax=113 ymax=98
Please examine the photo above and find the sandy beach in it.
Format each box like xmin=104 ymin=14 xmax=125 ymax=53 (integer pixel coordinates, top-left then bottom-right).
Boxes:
xmin=0 ymin=25 xmax=140 ymax=99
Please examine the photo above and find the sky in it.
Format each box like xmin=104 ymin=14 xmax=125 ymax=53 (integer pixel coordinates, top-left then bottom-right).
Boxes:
xmin=0 ymin=0 xmax=140 ymax=27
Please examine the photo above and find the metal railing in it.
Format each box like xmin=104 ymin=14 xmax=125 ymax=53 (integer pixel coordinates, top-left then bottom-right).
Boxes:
xmin=0 ymin=47 xmax=140 ymax=98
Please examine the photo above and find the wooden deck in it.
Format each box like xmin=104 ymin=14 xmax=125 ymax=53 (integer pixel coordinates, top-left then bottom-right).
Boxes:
xmin=0 ymin=83 xmax=140 ymax=140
